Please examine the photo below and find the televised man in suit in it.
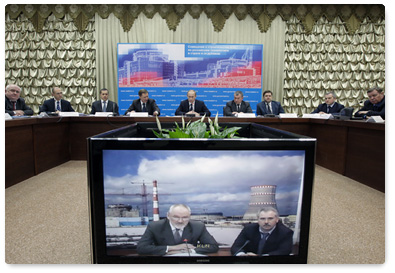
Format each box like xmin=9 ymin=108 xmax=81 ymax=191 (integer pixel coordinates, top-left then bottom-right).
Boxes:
xmin=40 ymin=87 xmax=75 ymax=114
xmin=354 ymin=86 xmax=385 ymax=119
xmin=137 ymin=204 xmax=219 ymax=256
xmin=124 ymin=89 xmax=160 ymax=116
xmin=256 ymin=90 xmax=285 ymax=116
xmin=175 ymin=90 xmax=211 ymax=117
xmin=90 ymin=88 xmax=119 ymax=115
xmin=231 ymin=207 xmax=293 ymax=256
xmin=223 ymin=90 xmax=253 ymax=117
xmin=311 ymin=92 xmax=344 ymax=114
xmin=5 ymin=84 xmax=33 ymax=116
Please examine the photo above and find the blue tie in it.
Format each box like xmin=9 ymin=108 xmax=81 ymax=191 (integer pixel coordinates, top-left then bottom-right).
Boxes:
xmin=257 ymin=233 xmax=269 ymax=255
xmin=103 ymin=101 xmax=107 ymax=112
xmin=142 ymin=103 xmax=147 ymax=112
xmin=56 ymin=101 xmax=61 ymax=111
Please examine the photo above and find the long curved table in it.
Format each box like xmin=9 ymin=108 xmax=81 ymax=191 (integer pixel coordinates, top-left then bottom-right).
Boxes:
xmin=5 ymin=116 xmax=385 ymax=192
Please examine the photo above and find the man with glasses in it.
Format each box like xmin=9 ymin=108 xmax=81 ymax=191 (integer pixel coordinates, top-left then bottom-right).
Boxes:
xmin=5 ymin=84 xmax=33 ymax=116
xmin=137 ymin=204 xmax=219 ymax=256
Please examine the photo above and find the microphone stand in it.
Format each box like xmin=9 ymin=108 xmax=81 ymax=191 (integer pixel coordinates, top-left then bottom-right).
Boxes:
xmin=183 ymin=239 xmax=191 ymax=256
xmin=233 ymin=240 xmax=250 ymax=256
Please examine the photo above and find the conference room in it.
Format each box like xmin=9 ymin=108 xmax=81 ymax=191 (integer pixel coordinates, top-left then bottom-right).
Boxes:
xmin=4 ymin=3 xmax=386 ymax=265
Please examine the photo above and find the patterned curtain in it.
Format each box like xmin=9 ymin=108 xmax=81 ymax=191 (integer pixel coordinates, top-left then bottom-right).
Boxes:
xmin=283 ymin=16 xmax=385 ymax=115
xmin=5 ymin=13 xmax=96 ymax=114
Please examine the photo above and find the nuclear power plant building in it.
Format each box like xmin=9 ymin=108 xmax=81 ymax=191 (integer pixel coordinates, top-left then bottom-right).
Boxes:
xmin=243 ymin=185 xmax=278 ymax=220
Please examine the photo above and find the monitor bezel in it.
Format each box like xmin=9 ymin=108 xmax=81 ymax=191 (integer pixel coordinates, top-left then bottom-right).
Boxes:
xmin=88 ymin=134 xmax=315 ymax=264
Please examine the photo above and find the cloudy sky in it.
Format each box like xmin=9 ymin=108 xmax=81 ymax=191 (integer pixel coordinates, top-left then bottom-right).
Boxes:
xmin=103 ymin=150 xmax=305 ymax=217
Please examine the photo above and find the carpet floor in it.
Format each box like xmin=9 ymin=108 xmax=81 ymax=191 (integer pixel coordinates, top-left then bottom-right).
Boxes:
xmin=5 ymin=161 xmax=385 ymax=264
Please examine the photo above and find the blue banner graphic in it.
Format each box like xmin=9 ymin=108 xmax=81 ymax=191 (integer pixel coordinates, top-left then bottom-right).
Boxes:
xmin=118 ymin=43 xmax=263 ymax=116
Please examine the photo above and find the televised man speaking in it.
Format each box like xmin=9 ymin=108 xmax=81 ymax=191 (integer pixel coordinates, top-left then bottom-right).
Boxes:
xmin=137 ymin=204 xmax=219 ymax=256
xmin=231 ymin=207 xmax=293 ymax=256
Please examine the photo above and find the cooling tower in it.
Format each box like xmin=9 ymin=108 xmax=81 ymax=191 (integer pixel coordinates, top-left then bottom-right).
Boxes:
xmin=243 ymin=185 xmax=277 ymax=220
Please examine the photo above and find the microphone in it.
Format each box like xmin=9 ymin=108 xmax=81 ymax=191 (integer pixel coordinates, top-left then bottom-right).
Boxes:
xmin=233 ymin=240 xmax=250 ymax=256
xmin=183 ymin=239 xmax=191 ymax=256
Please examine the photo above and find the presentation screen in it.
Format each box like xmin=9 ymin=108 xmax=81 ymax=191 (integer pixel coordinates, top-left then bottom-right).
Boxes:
xmin=103 ymin=150 xmax=304 ymax=259
xmin=117 ymin=43 xmax=263 ymax=116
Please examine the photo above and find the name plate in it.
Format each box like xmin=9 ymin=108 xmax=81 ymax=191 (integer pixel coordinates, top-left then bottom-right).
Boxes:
xmin=129 ymin=112 xmax=149 ymax=117
xmin=95 ymin=112 xmax=114 ymax=117
xmin=279 ymin=113 xmax=298 ymax=118
xmin=236 ymin=113 xmax=256 ymax=118
xmin=58 ymin=112 xmax=80 ymax=117
xmin=367 ymin=116 xmax=384 ymax=123
xmin=302 ymin=113 xmax=333 ymax=119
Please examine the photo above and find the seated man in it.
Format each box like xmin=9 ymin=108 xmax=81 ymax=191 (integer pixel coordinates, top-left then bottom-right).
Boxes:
xmin=90 ymin=88 xmax=119 ymax=115
xmin=124 ymin=89 xmax=160 ymax=116
xmin=175 ymin=90 xmax=211 ymax=117
xmin=40 ymin=87 xmax=75 ymax=114
xmin=311 ymin=92 xmax=344 ymax=114
xmin=223 ymin=90 xmax=253 ymax=116
xmin=231 ymin=207 xmax=293 ymax=256
xmin=5 ymin=84 xmax=33 ymax=116
xmin=137 ymin=204 xmax=219 ymax=256
xmin=256 ymin=90 xmax=285 ymax=116
xmin=354 ymin=87 xmax=385 ymax=119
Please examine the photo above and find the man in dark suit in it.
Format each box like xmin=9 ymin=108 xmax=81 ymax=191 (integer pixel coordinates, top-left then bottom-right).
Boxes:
xmin=175 ymin=90 xmax=211 ymax=117
xmin=124 ymin=89 xmax=160 ymax=116
xmin=223 ymin=90 xmax=253 ymax=116
xmin=231 ymin=207 xmax=293 ymax=256
xmin=354 ymin=86 xmax=385 ymax=119
xmin=40 ymin=87 xmax=75 ymax=114
xmin=311 ymin=92 xmax=344 ymax=114
xmin=256 ymin=90 xmax=285 ymax=116
xmin=90 ymin=88 xmax=119 ymax=115
xmin=5 ymin=84 xmax=33 ymax=116
xmin=137 ymin=204 xmax=219 ymax=256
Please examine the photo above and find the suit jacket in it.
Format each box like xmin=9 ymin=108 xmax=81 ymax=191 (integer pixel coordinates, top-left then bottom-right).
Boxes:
xmin=137 ymin=219 xmax=219 ymax=256
xmin=5 ymin=96 xmax=33 ymax=116
xmin=354 ymin=96 xmax=385 ymax=119
xmin=223 ymin=100 xmax=253 ymax=116
xmin=90 ymin=100 xmax=119 ymax=115
xmin=175 ymin=99 xmax=211 ymax=117
xmin=40 ymin=98 xmax=75 ymax=113
xmin=256 ymin=101 xmax=285 ymax=116
xmin=311 ymin=102 xmax=344 ymax=114
xmin=231 ymin=222 xmax=293 ymax=256
xmin=124 ymin=98 xmax=160 ymax=116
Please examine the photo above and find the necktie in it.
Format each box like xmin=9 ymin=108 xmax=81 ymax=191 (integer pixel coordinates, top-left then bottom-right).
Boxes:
xmin=142 ymin=103 xmax=147 ymax=112
xmin=56 ymin=101 xmax=61 ymax=111
xmin=189 ymin=104 xmax=193 ymax=111
xmin=103 ymin=101 xmax=107 ymax=112
xmin=237 ymin=104 xmax=240 ymax=112
xmin=174 ymin=228 xmax=182 ymax=244
xmin=12 ymin=101 xmax=16 ymax=110
xmin=257 ymin=233 xmax=269 ymax=255
xmin=327 ymin=106 xmax=331 ymax=113
xmin=266 ymin=103 xmax=272 ymax=114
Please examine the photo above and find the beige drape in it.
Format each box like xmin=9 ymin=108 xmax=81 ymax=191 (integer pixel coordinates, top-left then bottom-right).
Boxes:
xmin=95 ymin=12 xmax=286 ymax=106
xmin=5 ymin=5 xmax=385 ymax=115
xmin=283 ymin=16 xmax=385 ymax=115
xmin=5 ymin=14 xmax=96 ymax=114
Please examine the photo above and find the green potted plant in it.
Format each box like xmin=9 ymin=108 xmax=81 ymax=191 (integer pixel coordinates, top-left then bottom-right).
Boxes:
xmin=153 ymin=114 xmax=242 ymax=139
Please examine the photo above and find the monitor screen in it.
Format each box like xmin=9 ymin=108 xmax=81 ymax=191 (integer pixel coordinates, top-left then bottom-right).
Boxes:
xmin=87 ymin=123 xmax=315 ymax=263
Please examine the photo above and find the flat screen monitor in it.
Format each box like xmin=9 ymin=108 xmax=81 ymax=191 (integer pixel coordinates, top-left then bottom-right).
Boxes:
xmin=87 ymin=122 xmax=316 ymax=263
